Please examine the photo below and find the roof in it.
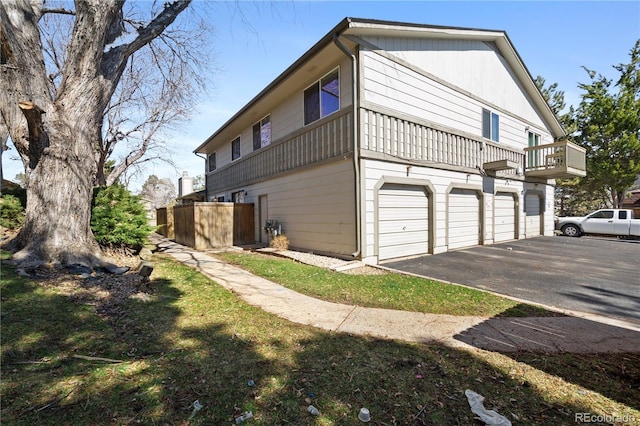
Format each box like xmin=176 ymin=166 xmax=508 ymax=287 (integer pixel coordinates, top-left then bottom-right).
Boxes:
xmin=194 ymin=17 xmax=564 ymax=153
xmin=622 ymin=189 xmax=640 ymax=207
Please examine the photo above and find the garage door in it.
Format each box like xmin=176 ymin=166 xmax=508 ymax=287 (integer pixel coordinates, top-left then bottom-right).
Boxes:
xmin=494 ymin=192 xmax=517 ymax=242
xmin=448 ymin=188 xmax=480 ymax=250
xmin=525 ymin=193 xmax=542 ymax=237
xmin=378 ymin=184 xmax=429 ymax=260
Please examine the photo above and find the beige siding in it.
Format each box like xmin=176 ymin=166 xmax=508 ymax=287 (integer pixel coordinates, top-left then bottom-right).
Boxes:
xmin=360 ymin=49 xmax=554 ymax=152
xmin=208 ymin=56 xmax=354 ymax=174
xmin=245 ymin=159 xmax=356 ymax=256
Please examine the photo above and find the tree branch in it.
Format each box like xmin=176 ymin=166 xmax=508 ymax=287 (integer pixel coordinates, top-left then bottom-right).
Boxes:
xmin=124 ymin=0 xmax=191 ymax=57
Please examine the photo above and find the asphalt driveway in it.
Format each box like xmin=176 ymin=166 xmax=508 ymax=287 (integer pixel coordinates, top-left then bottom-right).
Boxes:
xmin=383 ymin=236 xmax=640 ymax=326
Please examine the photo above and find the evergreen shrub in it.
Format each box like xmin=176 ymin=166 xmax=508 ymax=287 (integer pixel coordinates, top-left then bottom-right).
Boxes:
xmin=0 ymin=194 xmax=25 ymax=230
xmin=91 ymin=184 xmax=154 ymax=250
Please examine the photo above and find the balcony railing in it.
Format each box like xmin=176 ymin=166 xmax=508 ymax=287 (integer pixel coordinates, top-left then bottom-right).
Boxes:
xmin=361 ymin=108 xmax=525 ymax=174
xmin=524 ymin=140 xmax=586 ymax=179
xmin=207 ymin=109 xmax=353 ymax=193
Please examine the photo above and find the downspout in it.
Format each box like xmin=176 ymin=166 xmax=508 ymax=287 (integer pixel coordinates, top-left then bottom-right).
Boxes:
xmin=195 ymin=152 xmax=208 ymax=199
xmin=333 ymin=34 xmax=361 ymax=258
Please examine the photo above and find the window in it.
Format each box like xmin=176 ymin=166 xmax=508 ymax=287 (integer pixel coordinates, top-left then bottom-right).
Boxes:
xmin=527 ymin=131 xmax=540 ymax=167
xmin=482 ymin=108 xmax=499 ymax=142
xmin=589 ymin=210 xmax=614 ymax=219
xmin=253 ymin=115 xmax=271 ymax=151
xmin=207 ymin=152 xmax=216 ymax=172
xmin=620 ymin=211 xmax=628 ymax=220
xmin=231 ymin=136 xmax=241 ymax=161
xmin=304 ymin=68 xmax=340 ymax=125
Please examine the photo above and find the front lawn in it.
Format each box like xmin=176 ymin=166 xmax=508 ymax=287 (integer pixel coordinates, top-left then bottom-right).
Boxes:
xmin=214 ymin=251 xmax=557 ymax=317
xmin=1 ymin=254 xmax=638 ymax=425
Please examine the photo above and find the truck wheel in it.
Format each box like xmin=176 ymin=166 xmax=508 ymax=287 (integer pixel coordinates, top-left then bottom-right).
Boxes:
xmin=562 ymin=224 xmax=581 ymax=237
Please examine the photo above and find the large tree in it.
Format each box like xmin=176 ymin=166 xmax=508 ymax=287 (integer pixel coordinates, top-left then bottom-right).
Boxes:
xmin=0 ymin=0 xmax=192 ymax=267
xmin=574 ymin=40 xmax=640 ymax=208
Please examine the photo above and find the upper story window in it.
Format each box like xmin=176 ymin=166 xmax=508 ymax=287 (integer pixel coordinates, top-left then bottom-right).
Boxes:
xmin=207 ymin=152 xmax=216 ymax=172
xmin=304 ymin=68 xmax=340 ymax=125
xmin=482 ymin=108 xmax=499 ymax=142
xmin=231 ymin=136 xmax=241 ymax=161
xmin=253 ymin=115 xmax=271 ymax=151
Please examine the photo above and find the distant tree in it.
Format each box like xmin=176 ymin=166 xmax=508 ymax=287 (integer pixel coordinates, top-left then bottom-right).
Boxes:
xmin=534 ymin=75 xmax=575 ymax=134
xmin=574 ymin=40 xmax=640 ymax=208
xmin=192 ymin=174 xmax=205 ymax=192
xmin=13 ymin=173 xmax=26 ymax=188
xmin=139 ymin=175 xmax=177 ymax=210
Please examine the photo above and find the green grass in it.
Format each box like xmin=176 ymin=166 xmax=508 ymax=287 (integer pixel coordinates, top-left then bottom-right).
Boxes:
xmin=214 ymin=251 xmax=556 ymax=317
xmin=1 ymin=254 xmax=638 ymax=425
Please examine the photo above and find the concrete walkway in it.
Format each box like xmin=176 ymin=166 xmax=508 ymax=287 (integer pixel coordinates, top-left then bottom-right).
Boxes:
xmin=150 ymin=234 xmax=640 ymax=354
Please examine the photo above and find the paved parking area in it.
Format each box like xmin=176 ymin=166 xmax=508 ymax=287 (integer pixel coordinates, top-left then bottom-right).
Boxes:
xmin=383 ymin=236 xmax=640 ymax=326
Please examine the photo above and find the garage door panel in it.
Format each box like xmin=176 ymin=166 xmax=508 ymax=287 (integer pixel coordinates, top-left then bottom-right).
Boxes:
xmin=379 ymin=241 xmax=428 ymax=260
xmin=494 ymin=192 xmax=516 ymax=242
xmin=379 ymin=230 xmax=429 ymax=246
xmin=378 ymin=184 xmax=430 ymax=260
xmin=379 ymin=219 xmax=428 ymax=234
xmin=448 ymin=189 xmax=480 ymax=250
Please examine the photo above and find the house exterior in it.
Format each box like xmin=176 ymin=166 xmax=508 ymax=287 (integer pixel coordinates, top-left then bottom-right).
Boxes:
xmin=194 ymin=18 xmax=586 ymax=264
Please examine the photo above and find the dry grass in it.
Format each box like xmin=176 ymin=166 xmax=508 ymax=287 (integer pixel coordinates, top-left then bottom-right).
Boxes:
xmin=269 ymin=234 xmax=290 ymax=251
xmin=1 ymin=253 xmax=638 ymax=425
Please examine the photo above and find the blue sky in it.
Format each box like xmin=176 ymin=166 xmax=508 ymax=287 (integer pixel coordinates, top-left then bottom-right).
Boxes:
xmin=3 ymin=0 xmax=639 ymax=192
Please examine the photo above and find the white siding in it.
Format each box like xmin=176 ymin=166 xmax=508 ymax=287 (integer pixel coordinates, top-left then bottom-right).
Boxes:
xmin=494 ymin=192 xmax=517 ymax=242
xmin=360 ymin=49 xmax=554 ymax=152
xmin=361 ymin=37 xmax=549 ymax=131
xmin=242 ymin=159 xmax=355 ymax=256
xmin=378 ymin=184 xmax=429 ymax=260
xmin=448 ymin=189 xmax=481 ymax=250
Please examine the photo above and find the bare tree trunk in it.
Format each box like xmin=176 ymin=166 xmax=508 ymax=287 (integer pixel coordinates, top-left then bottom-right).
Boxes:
xmin=11 ymin=102 xmax=103 ymax=266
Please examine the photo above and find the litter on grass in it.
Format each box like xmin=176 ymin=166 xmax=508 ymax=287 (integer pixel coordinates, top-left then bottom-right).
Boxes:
xmin=465 ymin=389 xmax=511 ymax=426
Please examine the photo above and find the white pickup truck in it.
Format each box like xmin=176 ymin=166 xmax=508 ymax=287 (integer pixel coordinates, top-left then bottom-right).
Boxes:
xmin=555 ymin=209 xmax=640 ymax=238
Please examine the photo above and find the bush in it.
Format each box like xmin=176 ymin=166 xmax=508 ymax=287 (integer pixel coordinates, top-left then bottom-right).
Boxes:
xmin=91 ymin=184 xmax=154 ymax=250
xmin=0 ymin=194 xmax=25 ymax=230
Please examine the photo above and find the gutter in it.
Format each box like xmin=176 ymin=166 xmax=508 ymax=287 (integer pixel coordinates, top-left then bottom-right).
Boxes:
xmin=333 ymin=34 xmax=361 ymax=258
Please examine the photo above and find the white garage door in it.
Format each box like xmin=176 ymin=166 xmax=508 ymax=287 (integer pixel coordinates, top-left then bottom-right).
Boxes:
xmin=525 ymin=193 xmax=542 ymax=237
xmin=448 ymin=188 xmax=480 ymax=250
xmin=494 ymin=192 xmax=517 ymax=242
xmin=378 ymin=184 xmax=429 ymax=260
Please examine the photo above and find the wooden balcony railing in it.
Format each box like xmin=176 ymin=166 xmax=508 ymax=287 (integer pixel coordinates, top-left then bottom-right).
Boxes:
xmin=524 ymin=140 xmax=586 ymax=179
xmin=207 ymin=109 xmax=353 ymax=193
xmin=361 ymin=109 xmax=525 ymax=174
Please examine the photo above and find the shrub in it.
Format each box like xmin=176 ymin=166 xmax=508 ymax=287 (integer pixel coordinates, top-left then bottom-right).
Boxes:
xmin=91 ymin=184 xmax=154 ymax=250
xmin=269 ymin=234 xmax=289 ymax=251
xmin=0 ymin=194 xmax=25 ymax=230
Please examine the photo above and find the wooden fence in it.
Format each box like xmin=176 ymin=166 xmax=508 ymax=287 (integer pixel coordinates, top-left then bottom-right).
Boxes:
xmin=170 ymin=202 xmax=255 ymax=250
xmin=156 ymin=206 xmax=174 ymax=239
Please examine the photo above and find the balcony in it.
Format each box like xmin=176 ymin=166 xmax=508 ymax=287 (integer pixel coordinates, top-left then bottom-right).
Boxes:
xmin=524 ymin=140 xmax=586 ymax=179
